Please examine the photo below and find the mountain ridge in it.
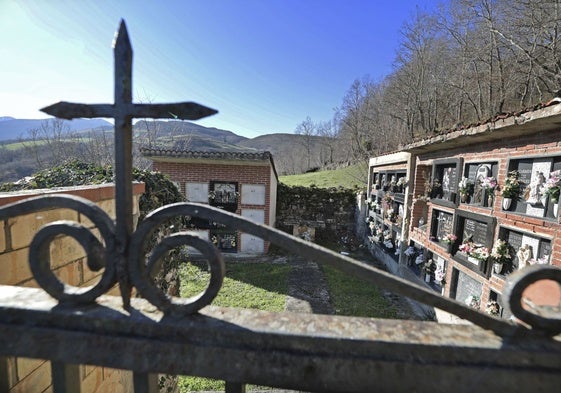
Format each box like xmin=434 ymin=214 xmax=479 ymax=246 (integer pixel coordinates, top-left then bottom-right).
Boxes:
xmin=0 ymin=117 xmax=330 ymax=178
xmin=0 ymin=117 xmax=113 ymax=140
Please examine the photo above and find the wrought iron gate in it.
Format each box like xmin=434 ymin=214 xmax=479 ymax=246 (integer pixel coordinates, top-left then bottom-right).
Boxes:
xmin=1 ymin=20 xmax=560 ymax=393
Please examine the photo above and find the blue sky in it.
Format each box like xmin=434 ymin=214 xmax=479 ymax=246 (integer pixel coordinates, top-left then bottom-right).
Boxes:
xmin=1 ymin=0 xmax=436 ymax=138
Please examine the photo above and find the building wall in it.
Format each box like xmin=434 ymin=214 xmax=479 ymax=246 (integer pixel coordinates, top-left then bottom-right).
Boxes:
xmin=366 ymin=110 xmax=561 ymax=322
xmin=408 ymin=132 xmax=561 ymax=315
xmin=152 ymin=160 xmax=276 ymax=253
xmin=0 ymin=183 xmax=144 ymax=393
xmin=269 ymin=166 xmax=278 ymax=228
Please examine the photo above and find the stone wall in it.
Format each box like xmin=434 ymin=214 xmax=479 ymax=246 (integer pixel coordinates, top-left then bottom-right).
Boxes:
xmin=0 ymin=183 xmax=144 ymax=393
xmin=275 ymin=184 xmax=357 ymax=247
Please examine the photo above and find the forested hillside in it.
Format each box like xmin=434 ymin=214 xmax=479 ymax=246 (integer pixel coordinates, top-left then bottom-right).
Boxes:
xmin=0 ymin=118 xmax=329 ymax=182
xmin=301 ymin=0 xmax=561 ymax=162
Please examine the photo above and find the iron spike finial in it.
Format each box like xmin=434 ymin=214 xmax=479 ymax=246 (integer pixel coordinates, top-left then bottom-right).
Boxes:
xmin=113 ymin=19 xmax=132 ymax=53
xmin=40 ymin=102 xmax=74 ymax=120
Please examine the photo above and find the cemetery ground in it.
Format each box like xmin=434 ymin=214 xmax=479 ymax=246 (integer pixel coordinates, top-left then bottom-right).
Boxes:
xmin=179 ymin=247 xmax=423 ymax=392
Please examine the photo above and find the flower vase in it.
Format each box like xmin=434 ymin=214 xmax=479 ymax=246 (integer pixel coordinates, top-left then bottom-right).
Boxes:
xmin=487 ymin=194 xmax=493 ymax=207
xmin=541 ymin=195 xmax=548 ymax=207
xmin=554 ymin=202 xmax=559 ymax=218
xmin=493 ymin=262 xmax=503 ymax=274
xmin=502 ymin=197 xmax=512 ymax=210
xmin=460 ymin=192 xmax=467 ymax=203
xmin=425 ymin=273 xmax=431 ymax=283
xmin=446 ymin=243 xmax=453 ymax=254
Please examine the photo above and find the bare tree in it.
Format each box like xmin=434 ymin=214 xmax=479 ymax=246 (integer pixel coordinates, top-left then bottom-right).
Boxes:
xmin=20 ymin=119 xmax=79 ymax=168
xmin=336 ymin=78 xmax=378 ymax=161
xmin=295 ymin=116 xmax=316 ymax=170
xmin=75 ymin=129 xmax=115 ymax=167
xmin=492 ymin=0 xmax=561 ymax=99
xmin=336 ymin=0 xmax=561 ymax=155
xmin=316 ymin=119 xmax=338 ymax=167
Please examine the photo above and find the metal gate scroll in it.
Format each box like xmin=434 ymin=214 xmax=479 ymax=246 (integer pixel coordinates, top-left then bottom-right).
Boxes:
xmin=1 ymin=19 xmax=561 ymax=393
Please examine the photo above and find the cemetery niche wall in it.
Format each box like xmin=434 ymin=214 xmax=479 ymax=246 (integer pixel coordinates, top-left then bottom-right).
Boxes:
xmin=366 ymin=101 xmax=561 ymax=322
xmin=366 ymin=152 xmax=412 ymax=275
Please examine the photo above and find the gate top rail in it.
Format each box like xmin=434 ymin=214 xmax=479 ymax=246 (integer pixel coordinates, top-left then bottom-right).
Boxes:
xmin=0 ymin=19 xmax=558 ymax=346
xmin=1 ymin=17 xmax=561 ymax=393
xmin=1 ymin=284 xmax=561 ymax=392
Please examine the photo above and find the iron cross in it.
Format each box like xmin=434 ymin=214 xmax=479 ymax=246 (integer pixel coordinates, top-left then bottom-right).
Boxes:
xmin=41 ymin=20 xmax=217 ymax=307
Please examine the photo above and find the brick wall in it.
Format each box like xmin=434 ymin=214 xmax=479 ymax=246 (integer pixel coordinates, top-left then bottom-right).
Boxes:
xmin=0 ymin=183 xmax=144 ymax=393
xmin=365 ymin=107 xmax=561 ymax=322
xmin=152 ymin=160 xmax=276 ymax=253
xmin=408 ymin=129 xmax=561 ymax=313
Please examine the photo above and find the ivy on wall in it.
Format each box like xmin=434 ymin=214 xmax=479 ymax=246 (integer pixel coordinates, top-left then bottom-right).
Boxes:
xmin=0 ymin=160 xmax=185 ymax=218
xmin=276 ymin=183 xmax=357 ymax=247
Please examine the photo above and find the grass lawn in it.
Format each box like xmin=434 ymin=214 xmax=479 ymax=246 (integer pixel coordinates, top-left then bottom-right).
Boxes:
xmin=178 ymin=261 xmax=290 ymax=392
xmin=321 ymin=264 xmax=397 ymax=318
xmin=279 ymin=163 xmax=367 ymax=189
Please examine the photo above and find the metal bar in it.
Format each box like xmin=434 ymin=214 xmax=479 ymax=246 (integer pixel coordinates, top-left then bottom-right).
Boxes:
xmin=51 ymin=362 xmax=80 ymax=393
xmin=225 ymin=382 xmax=246 ymax=393
xmin=131 ymin=103 xmax=217 ymax=120
xmin=1 ymin=287 xmax=560 ymax=392
xmin=113 ymin=20 xmax=134 ymax=308
xmin=133 ymin=372 xmax=159 ymax=393
xmin=40 ymin=102 xmax=217 ymax=121
xmin=40 ymin=102 xmax=114 ymax=119
xmin=0 ymin=356 xmax=10 ymax=392
xmin=38 ymin=20 xmax=218 ymax=311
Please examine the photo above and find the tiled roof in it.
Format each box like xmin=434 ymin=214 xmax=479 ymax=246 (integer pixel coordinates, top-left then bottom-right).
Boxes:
xmin=140 ymin=147 xmax=278 ymax=180
xmin=140 ymin=147 xmax=273 ymax=162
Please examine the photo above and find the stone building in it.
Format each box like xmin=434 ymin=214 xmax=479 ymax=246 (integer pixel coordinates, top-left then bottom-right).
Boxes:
xmin=366 ymin=103 xmax=561 ymax=320
xmin=141 ymin=148 xmax=278 ymax=254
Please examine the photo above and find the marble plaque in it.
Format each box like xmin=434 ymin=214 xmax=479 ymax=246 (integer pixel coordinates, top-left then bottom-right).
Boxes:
xmin=186 ymin=182 xmax=209 ymax=203
xmin=463 ymin=219 xmax=487 ymax=245
xmin=518 ymin=234 xmax=541 ymax=268
xmin=241 ymin=209 xmax=265 ymax=224
xmin=241 ymin=184 xmax=266 ymax=205
xmin=455 ymin=270 xmax=483 ymax=305
xmin=442 ymin=165 xmax=458 ymax=194
xmin=525 ymin=159 xmax=552 ymax=216
xmin=240 ymin=209 xmax=265 ymax=253
xmin=436 ymin=211 xmax=453 ymax=240
xmin=240 ymin=233 xmax=265 ymax=253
